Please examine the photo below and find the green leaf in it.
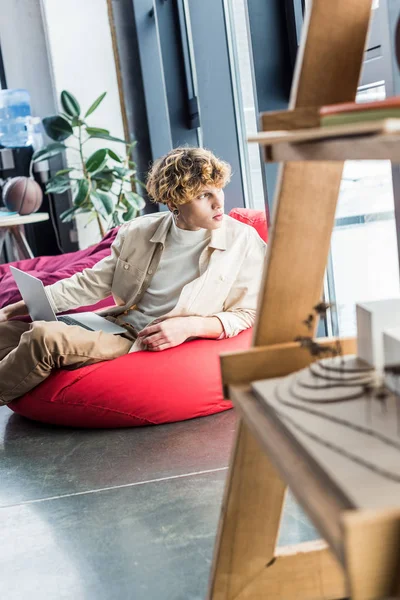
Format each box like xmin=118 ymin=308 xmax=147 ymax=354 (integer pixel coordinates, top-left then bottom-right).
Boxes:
xmin=87 ymin=132 xmax=127 ymax=144
xmin=112 ymin=211 xmax=121 ymax=227
xmin=91 ymin=167 xmax=113 ymax=178
xmin=124 ymin=190 xmax=145 ymax=210
xmin=90 ymin=193 xmax=109 ymax=219
xmin=61 ymin=91 xmax=80 ymax=117
xmin=71 ymin=116 xmax=83 ymax=128
xmin=122 ymin=205 xmax=136 ymax=221
xmin=45 ymin=177 xmax=72 ymax=194
xmin=42 ymin=116 xmax=74 ymax=141
xmin=55 ymin=168 xmax=75 ymax=176
xmin=73 ymin=179 xmax=90 ymax=206
xmin=60 ymin=112 xmax=73 ymax=122
xmin=59 ymin=206 xmax=79 ymax=222
xmin=85 ymin=92 xmax=107 ymax=118
xmin=60 ymin=206 xmax=93 ymax=222
xmin=94 ymin=178 xmax=114 ymax=192
xmin=120 ymin=194 xmax=130 ymax=209
xmin=32 ymin=142 xmax=66 ymax=162
xmin=94 ymin=191 xmax=114 ymax=215
xmin=106 ymin=148 xmax=122 ymax=163
xmin=89 ymin=198 xmax=105 ymax=219
xmin=86 ymin=149 xmax=108 ymax=174
xmin=86 ymin=126 xmax=109 ymax=136
xmin=112 ymin=166 xmax=133 ymax=178
xmin=91 ymin=168 xmax=114 ymax=191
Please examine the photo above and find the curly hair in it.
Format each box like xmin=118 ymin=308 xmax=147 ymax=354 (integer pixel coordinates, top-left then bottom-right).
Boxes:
xmin=146 ymin=147 xmax=231 ymax=207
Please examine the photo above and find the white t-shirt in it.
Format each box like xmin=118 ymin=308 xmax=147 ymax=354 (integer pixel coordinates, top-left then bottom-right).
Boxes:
xmin=123 ymin=218 xmax=211 ymax=332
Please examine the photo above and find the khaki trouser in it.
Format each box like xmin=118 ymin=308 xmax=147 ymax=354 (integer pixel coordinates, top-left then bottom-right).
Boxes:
xmin=0 ymin=320 xmax=135 ymax=405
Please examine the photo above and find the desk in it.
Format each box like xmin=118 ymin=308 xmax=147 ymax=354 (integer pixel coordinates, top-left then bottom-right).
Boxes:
xmin=0 ymin=212 xmax=49 ymax=261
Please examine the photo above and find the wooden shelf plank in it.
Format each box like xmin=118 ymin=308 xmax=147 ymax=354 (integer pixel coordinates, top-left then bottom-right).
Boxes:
xmin=248 ymin=118 xmax=400 ymax=162
xmin=220 ymin=337 xmax=356 ymax=396
xmin=235 ymin=543 xmax=346 ymax=600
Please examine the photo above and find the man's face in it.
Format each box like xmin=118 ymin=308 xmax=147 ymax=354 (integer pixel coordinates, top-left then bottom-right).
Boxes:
xmin=174 ymin=186 xmax=225 ymax=231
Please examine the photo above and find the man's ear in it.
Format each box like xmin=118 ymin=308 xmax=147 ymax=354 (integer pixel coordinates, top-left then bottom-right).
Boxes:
xmin=166 ymin=201 xmax=174 ymax=213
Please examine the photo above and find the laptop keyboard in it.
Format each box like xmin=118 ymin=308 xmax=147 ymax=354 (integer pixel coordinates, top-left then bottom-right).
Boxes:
xmin=58 ymin=315 xmax=94 ymax=331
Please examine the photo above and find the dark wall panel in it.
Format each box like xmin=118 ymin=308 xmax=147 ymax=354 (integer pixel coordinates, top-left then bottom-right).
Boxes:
xmin=188 ymin=0 xmax=245 ymax=212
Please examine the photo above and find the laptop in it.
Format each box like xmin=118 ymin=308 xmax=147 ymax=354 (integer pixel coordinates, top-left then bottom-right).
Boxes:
xmin=10 ymin=266 xmax=126 ymax=335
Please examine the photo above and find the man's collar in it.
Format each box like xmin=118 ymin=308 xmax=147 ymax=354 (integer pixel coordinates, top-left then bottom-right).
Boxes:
xmin=150 ymin=212 xmax=173 ymax=244
xmin=149 ymin=211 xmax=227 ymax=250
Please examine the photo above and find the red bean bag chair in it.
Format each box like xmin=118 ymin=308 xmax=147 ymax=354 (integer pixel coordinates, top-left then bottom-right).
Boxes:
xmin=2 ymin=208 xmax=267 ymax=428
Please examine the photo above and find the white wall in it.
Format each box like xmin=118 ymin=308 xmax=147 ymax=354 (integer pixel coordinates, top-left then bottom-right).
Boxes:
xmin=0 ymin=0 xmax=56 ymax=118
xmin=41 ymin=0 xmax=125 ymax=248
xmin=0 ymin=0 xmax=124 ymax=248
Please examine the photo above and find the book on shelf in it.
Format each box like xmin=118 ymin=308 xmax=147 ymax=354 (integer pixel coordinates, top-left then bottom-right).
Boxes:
xmin=261 ymin=96 xmax=400 ymax=131
xmin=321 ymin=97 xmax=400 ymax=127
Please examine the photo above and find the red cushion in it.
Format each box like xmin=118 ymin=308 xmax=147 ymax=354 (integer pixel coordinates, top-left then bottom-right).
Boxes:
xmin=6 ymin=208 xmax=266 ymax=428
xmin=228 ymin=208 xmax=268 ymax=242
xmin=9 ymin=329 xmax=252 ymax=428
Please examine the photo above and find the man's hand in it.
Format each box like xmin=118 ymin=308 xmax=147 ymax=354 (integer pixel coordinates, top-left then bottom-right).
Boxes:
xmin=138 ymin=315 xmax=224 ymax=351
xmin=138 ymin=317 xmax=192 ymax=351
xmin=0 ymin=300 xmax=29 ymax=323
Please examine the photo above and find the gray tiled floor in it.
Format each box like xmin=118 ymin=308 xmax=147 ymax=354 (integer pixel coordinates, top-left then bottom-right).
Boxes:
xmin=0 ymin=406 xmax=318 ymax=599
xmin=0 ymin=409 xmax=235 ymax=507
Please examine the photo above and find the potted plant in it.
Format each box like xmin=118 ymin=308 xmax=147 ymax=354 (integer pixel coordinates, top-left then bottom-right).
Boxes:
xmin=31 ymin=90 xmax=145 ymax=238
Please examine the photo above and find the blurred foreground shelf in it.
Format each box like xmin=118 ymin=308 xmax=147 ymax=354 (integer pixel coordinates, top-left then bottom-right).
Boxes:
xmin=248 ymin=118 xmax=400 ymax=162
xmin=208 ymin=2 xmax=400 ymax=599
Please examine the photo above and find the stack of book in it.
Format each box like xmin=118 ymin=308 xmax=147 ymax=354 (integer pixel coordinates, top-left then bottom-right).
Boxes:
xmin=261 ymin=96 xmax=400 ymax=132
xmin=320 ymin=96 xmax=400 ymax=127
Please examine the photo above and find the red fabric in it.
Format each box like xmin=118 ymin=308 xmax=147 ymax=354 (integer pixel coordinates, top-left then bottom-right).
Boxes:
xmin=0 ymin=227 xmax=119 ymax=311
xmin=10 ymin=329 xmax=253 ymax=427
xmin=228 ymin=207 xmax=268 ymax=242
xmin=4 ymin=208 xmax=267 ymax=428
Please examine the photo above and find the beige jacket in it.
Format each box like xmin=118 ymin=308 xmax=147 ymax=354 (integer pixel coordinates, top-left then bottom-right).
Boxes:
xmin=45 ymin=212 xmax=267 ymax=351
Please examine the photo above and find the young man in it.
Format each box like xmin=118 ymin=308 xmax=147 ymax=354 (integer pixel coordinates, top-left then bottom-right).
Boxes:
xmin=0 ymin=147 xmax=266 ymax=405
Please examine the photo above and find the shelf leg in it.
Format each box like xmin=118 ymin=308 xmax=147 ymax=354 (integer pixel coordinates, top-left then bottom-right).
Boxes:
xmin=208 ymin=418 xmax=286 ymax=599
xmin=208 ymin=418 xmax=347 ymax=600
xmin=10 ymin=226 xmax=34 ymax=260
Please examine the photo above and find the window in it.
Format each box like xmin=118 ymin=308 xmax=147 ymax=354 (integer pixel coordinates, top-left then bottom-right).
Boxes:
xmin=327 ymin=83 xmax=400 ymax=336
xmin=326 ymin=0 xmax=400 ymax=336
xmin=227 ymin=0 xmax=400 ymax=338
xmin=225 ymin=0 xmax=265 ymax=210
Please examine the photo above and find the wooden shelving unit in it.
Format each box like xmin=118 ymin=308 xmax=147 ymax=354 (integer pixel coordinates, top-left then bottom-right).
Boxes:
xmin=207 ymin=1 xmax=400 ymax=599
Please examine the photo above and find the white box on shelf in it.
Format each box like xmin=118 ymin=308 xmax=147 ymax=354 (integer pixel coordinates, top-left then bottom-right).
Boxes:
xmin=383 ymin=327 xmax=400 ymax=393
xmin=356 ymin=298 xmax=400 ymax=370
xmin=383 ymin=327 xmax=400 ymax=367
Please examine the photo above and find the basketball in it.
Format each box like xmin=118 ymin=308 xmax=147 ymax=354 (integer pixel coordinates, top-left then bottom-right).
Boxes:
xmin=3 ymin=176 xmax=43 ymax=215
